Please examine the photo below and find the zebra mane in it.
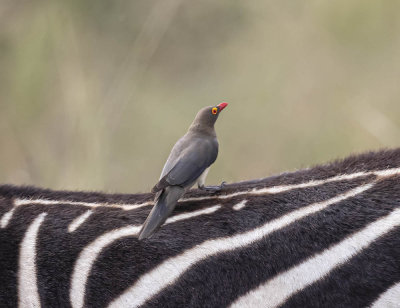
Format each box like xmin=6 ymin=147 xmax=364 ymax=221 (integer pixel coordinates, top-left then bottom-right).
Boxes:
xmin=1 ymin=148 xmax=400 ymax=308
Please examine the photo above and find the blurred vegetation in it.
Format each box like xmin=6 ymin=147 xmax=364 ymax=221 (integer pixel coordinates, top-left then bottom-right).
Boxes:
xmin=0 ymin=0 xmax=399 ymax=193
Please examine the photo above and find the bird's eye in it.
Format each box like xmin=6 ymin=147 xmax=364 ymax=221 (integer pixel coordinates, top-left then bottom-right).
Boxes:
xmin=212 ymin=107 xmax=218 ymax=115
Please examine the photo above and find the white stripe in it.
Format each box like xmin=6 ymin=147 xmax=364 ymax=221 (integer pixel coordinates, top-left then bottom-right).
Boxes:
xmin=14 ymin=198 xmax=152 ymax=211
xmin=119 ymin=202 xmax=153 ymax=210
xmin=166 ymin=205 xmax=220 ymax=223
xmin=1 ymin=206 xmax=17 ymax=228
xmin=107 ymin=183 xmax=373 ymax=308
xmin=231 ymin=208 xmax=400 ymax=308
xmin=371 ymin=282 xmax=400 ymax=308
xmin=70 ymin=205 xmax=221 ymax=308
xmin=183 ymin=167 xmax=400 ymax=202
xmin=233 ymin=200 xmax=247 ymax=211
xmin=18 ymin=212 xmax=47 ymax=308
xmin=70 ymin=225 xmax=142 ymax=308
xmin=12 ymin=168 xmax=400 ymax=211
xmin=68 ymin=210 xmax=93 ymax=233
xmin=374 ymin=168 xmax=400 ymax=178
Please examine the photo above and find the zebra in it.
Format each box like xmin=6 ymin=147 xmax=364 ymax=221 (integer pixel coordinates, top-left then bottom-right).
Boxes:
xmin=1 ymin=148 xmax=400 ymax=308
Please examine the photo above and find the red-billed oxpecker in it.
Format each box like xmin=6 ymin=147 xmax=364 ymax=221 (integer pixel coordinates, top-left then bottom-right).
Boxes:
xmin=138 ymin=103 xmax=228 ymax=240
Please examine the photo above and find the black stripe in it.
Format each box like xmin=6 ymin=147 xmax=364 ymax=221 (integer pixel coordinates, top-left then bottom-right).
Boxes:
xmin=0 ymin=195 xmax=13 ymax=219
xmin=0 ymin=196 xmax=19 ymax=307
xmin=280 ymin=227 xmax=400 ymax=308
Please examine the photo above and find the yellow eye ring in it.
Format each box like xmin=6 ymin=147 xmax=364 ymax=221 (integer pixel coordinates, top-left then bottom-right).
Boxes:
xmin=212 ymin=107 xmax=218 ymax=115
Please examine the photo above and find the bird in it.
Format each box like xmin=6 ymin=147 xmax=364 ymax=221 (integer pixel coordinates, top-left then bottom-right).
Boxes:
xmin=138 ymin=102 xmax=228 ymax=240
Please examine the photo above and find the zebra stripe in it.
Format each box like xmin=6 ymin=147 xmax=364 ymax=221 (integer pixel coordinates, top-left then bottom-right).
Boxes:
xmin=13 ymin=198 xmax=153 ymax=211
xmin=232 ymin=200 xmax=247 ymax=210
xmin=1 ymin=206 xmax=17 ymax=229
xmin=230 ymin=207 xmax=400 ymax=308
xmin=108 ymin=183 xmax=374 ymax=308
xmin=70 ymin=205 xmax=221 ymax=308
xmin=10 ymin=167 xmax=400 ymax=213
xmin=18 ymin=212 xmax=47 ymax=308
xmin=68 ymin=210 xmax=94 ymax=233
xmin=371 ymin=282 xmax=400 ymax=308
xmin=183 ymin=167 xmax=400 ymax=202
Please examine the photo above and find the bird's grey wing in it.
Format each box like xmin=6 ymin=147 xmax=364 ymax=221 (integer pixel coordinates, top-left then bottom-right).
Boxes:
xmin=159 ymin=136 xmax=189 ymax=179
xmin=152 ymin=138 xmax=218 ymax=192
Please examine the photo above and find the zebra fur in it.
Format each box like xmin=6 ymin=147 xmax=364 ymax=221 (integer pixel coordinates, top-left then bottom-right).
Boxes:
xmin=0 ymin=148 xmax=400 ymax=307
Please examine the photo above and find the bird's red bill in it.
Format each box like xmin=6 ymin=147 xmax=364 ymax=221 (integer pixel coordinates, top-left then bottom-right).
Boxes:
xmin=218 ymin=102 xmax=228 ymax=111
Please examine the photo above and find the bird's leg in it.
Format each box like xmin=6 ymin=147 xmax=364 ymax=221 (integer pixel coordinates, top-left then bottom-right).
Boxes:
xmin=198 ymin=181 xmax=227 ymax=193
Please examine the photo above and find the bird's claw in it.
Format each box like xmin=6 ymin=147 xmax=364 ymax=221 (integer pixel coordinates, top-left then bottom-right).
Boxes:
xmin=202 ymin=181 xmax=227 ymax=193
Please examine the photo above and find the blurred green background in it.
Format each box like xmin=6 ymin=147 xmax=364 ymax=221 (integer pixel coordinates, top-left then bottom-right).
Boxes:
xmin=1 ymin=0 xmax=399 ymax=193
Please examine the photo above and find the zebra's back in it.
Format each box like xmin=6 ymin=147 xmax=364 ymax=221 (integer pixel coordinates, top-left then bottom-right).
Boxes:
xmin=1 ymin=148 xmax=400 ymax=308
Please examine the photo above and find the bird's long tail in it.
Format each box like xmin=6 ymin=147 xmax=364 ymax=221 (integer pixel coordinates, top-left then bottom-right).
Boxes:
xmin=138 ymin=186 xmax=185 ymax=240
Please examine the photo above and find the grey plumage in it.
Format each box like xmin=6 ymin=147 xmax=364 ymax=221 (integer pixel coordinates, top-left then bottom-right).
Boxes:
xmin=138 ymin=103 xmax=228 ymax=240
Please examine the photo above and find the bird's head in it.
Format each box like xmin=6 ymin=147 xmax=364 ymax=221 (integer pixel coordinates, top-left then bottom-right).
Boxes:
xmin=190 ymin=102 xmax=228 ymax=133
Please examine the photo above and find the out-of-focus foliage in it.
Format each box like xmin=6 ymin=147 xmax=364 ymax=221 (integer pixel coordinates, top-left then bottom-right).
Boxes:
xmin=1 ymin=0 xmax=399 ymax=193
